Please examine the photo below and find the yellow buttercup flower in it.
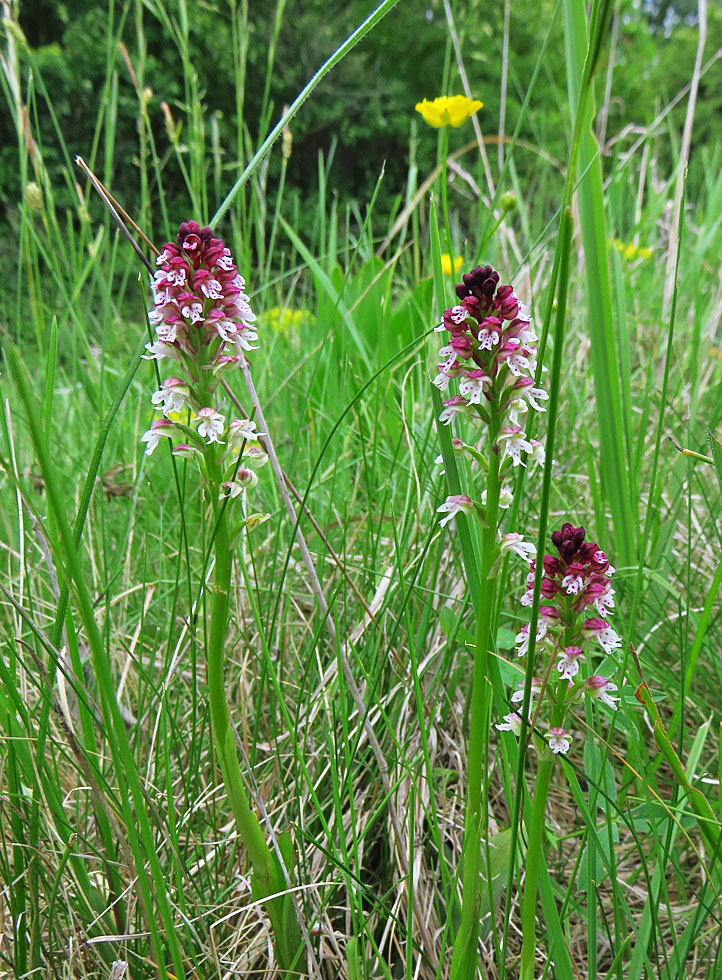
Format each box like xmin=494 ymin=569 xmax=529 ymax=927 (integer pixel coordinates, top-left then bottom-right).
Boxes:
xmin=265 ymin=306 xmax=313 ymax=338
xmin=611 ymin=238 xmax=653 ymax=262
xmin=415 ymin=95 xmax=483 ymax=128
xmin=441 ymin=254 xmax=464 ymax=276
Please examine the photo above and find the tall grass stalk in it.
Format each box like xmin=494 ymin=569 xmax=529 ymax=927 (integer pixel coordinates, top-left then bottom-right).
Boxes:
xmin=518 ymin=210 xmax=573 ymax=980
xmin=563 ymin=0 xmax=635 ymax=564
xmin=3 ymin=1 xmax=722 ymax=977
xmin=6 ymin=346 xmax=187 ymax=980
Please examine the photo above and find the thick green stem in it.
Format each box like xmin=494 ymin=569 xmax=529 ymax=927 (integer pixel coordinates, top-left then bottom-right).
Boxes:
xmin=440 ymin=125 xmax=454 ymax=264
xmin=519 ymin=698 xmax=566 ymax=980
xmin=468 ymin=411 xmax=502 ymax=814
xmin=519 ymin=756 xmax=554 ymax=980
xmin=206 ymin=483 xmax=272 ymax=879
xmin=203 ymin=450 xmax=304 ymax=975
xmin=452 ymin=409 xmax=503 ymax=980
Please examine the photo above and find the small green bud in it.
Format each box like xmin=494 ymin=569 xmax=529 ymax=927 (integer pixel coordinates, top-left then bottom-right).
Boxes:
xmin=24 ymin=181 xmax=43 ymax=212
xmin=245 ymin=512 xmax=271 ymax=531
xmin=500 ymin=191 xmax=518 ymax=214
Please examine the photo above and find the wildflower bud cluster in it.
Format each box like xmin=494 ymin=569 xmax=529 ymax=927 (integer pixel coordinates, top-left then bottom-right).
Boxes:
xmin=434 ymin=264 xmax=547 ymax=561
xmin=140 ymin=221 xmax=268 ymax=502
xmin=498 ymin=523 xmax=621 ymax=754
xmin=435 ymin=264 xmax=547 ymax=429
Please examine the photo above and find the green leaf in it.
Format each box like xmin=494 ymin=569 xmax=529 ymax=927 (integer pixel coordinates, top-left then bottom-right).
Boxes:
xmin=496 ymin=626 xmax=517 ymax=651
xmin=563 ymin=0 xmax=635 ymax=563
xmin=479 ymin=828 xmax=515 ymax=939
xmin=707 ymin=428 xmax=722 ymax=501
xmin=345 ymin=937 xmax=361 ymax=980
xmin=439 ymin=604 xmax=475 ymax=648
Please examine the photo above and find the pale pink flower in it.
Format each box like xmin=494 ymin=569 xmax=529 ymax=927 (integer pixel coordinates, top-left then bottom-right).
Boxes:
xmin=458 ymin=369 xmax=491 ymax=405
xmin=500 ymin=533 xmax=536 ymax=562
xmin=498 ymin=425 xmax=534 ymax=467
xmin=561 ymin=562 xmax=585 ymax=595
xmin=439 ymin=395 xmax=473 ymax=425
xmin=527 ymin=439 xmax=546 ymax=469
xmin=194 ymin=407 xmax=225 ymax=444
xmin=172 ymin=443 xmax=198 ymax=459
xmin=556 ymin=645 xmax=584 ymax=680
xmin=241 ymin=445 xmax=269 ymax=469
xmin=545 ymin=727 xmax=572 ymax=754
xmin=496 ymin=338 xmax=532 ymax=376
xmin=437 ymin=494 xmax=474 ymax=528
xmin=140 ymin=419 xmax=176 ymax=456
xmin=582 ymin=617 xmax=622 ymax=656
xmin=496 ymin=712 xmax=525 ymax=735
xmin=583 ymin=675 xmax=619 ymax=709
xmin=227 ymin=418 xmax=263 ymax=448
xmin=150 ymin=377 xmax=190 ymax=417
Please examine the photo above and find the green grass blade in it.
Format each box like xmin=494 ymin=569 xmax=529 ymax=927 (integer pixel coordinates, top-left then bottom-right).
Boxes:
xmin=211 ymin=0 xmax=403 ymax=228
xmin=563 ymin=0 xmax=635 ymax=563
xmin=5 ymin=343 xmax=186 ymax=980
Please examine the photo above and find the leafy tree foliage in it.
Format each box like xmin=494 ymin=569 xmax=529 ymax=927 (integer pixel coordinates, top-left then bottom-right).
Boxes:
xmin=1 ymin=0 xmax=720 ymax=245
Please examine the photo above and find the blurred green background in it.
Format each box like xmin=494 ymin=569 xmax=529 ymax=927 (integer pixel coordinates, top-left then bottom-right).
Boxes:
xmin=2 ymin=0 xmax=720 ymax=264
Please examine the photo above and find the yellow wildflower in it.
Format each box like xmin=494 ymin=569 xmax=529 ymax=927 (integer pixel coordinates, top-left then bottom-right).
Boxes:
xmin=441 ymin=254 xmax=464 ymax=276
xmin=611 ymin=238 xmax=653 ymax=262
xmin=166 ymin=408 xmax=196 ymax=424
xmin=415 ymin=95 xmax=483 ymax=128
xmin=265 ymin=306 xmax=313 ymax=338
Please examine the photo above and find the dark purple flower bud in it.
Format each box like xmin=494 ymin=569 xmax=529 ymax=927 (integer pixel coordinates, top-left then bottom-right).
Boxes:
xmin=450 ymin=334 xmax=473 ymax=358
xmin=578 ymin=542 xmax=599 ymax=564
xmin=583 ymin=675 xmax=619 ymax=708
xmin=539 ymin=605 xmax=560 ymax=625
xmin=455 ymin=264 xmax=503 ymax=312
xmin=543 ymin=555 xmax=562 ymax=577
xmin=550 ymin=523 xmax=586 ymax=564
xmin=177 ymin=220 xmax=213 ymax=248
xmin=495 ymin=283 xmax=519 ymax=318
xmin=463 ymin=295 xmax=482 ymax=319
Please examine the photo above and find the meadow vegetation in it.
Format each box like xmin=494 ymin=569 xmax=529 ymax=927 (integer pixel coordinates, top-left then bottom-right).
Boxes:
xmin=2 ymin=0 xmax=722 ymax=978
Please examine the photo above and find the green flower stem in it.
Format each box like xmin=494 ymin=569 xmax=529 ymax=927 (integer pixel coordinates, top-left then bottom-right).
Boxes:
xmin=205 ymin=459 xmax=272 ymax=880
xmin=519 ymin=752 xmax=555 ymax=980
xmin=452 ymin=407 xmax=503 ymax=980
xmin=468 ymin=408 xmax=503 ymax=815
xmin=203 ymin=448 xmax=304 ymax=976
xmin=520 ymin=659 xmax=570 ymax=980
xmin=440 ymin=125 xmax=454 ymax=267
